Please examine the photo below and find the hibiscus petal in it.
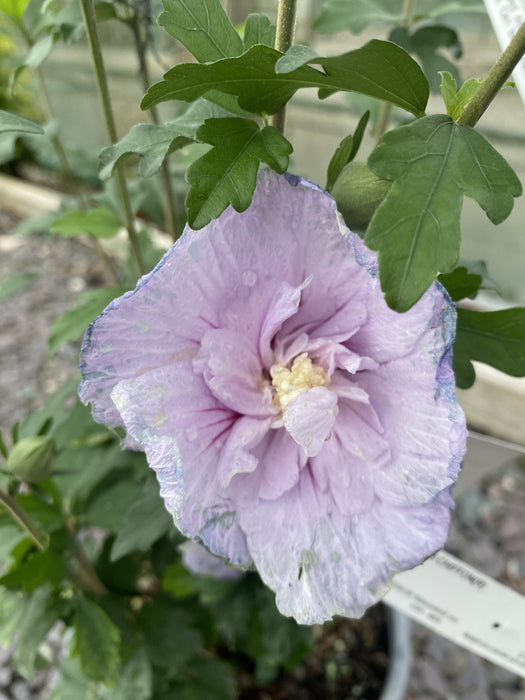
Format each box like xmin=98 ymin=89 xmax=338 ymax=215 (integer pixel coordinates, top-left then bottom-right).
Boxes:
xmin=217 ymin=415 xmax=273 ymax=490
xmin=110 ymin=363 xmax=252 ymax=566
xmin=239 ymin=467 xmax=453 ymax=624
xmin=360 ymin=302 xmax=466 ymax=506
xmin=194 ymin=328 xmax=274 ymax=416
xmin=258 ymin=280 xmax=310 ymax=370
xmin=283 ymin=387 xmax=338 ymax=457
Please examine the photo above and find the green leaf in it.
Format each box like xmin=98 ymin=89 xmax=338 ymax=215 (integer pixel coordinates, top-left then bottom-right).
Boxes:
xmin=48 ymin=286 xmax=127 ymax=355
xmin=0 ymin=110 xmax=44 ymax=135
xmin=110 ymin=476 xmax=173 ymax=561
xmin=48 ymin=657 xmax=100 ymax=700
xmin=313 ymin=0 xmax=402 ymax=33
xmin=94 ymin=1 xmax=116 ymax=22
xmin=243 ymin=13 xmax=276 ymax=50
xmin=162 ymin=560 xmax=236 ymax=603
xmin=12 ymin=587 xmax=59 ymax=679
xmin=158 ymin=0 xmax=243 ymax=62
xmin=389 ymin=25 xmax=461 ymax=92
xmin=50 ymin=208 xmax=123 ymax=239
xmin=0 ymin=586 xmax=26 ymax=647
xmin=275 ymin=44 xmax=320 ymax=73
xmin=142 ymin=41 xmax=429 ymax=118
xmin=139 ymin=601 xmax=203 ymax=674
xmin=83 ymin=478 xmax=138 ymax=532
xmin=50 ymin=650 xmax=149 ymax=700
xmin=438 ymin=266 xmax=482 ymax=301
xmin=0 ymin=0 xmax=29 ymax=23
xmin=99 ymin=647 xmax=152 ymax=700
xmin=0 ymin=272 xmax=38 ymax=300
xmin=167 ymin=99 xmax=237 ymax=138
xmin=16 ymin=492 xmax=64 ymax=531
xmin=176 ymin=655 xmax=237 ymax=700
xmin=326 ymin=110 xmax=370 ymax=190
xmin=52 ymin=444 xmax=129 ymax=502
xmin=72 ymin=596 xmax=121 ymax=684
xmin=25 ymin=33 xmax=54 ymax=69
xmin=424 ymin=2 xmax=486 ymax=20
xmin=0 ymin=548 xmax=64 ymax=592
xmin=0 ymin=518 xmax=27 ymax=563
xmin=186 ymin=117 xmax=293 ymax=229
xmin=98 ymin=123 xmax=192 ymax=179
xmin=365 ymin=114 xmax=522 ymax=311
xmin=440 ymin=71 xmax=482 ymax=120
xmin=0 ymin=430 xmax=7 ymax=459
xmin=18 ymin=375 xmax=79 ymax=440
xmin=454 ymin=308 xmax=525 ymax=389
xmin=212 ymin=574 xmax=313 ymax=683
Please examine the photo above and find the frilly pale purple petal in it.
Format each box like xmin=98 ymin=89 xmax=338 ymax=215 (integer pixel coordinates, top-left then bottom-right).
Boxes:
xmin=79 ymin=168 xmax=467 ymax=624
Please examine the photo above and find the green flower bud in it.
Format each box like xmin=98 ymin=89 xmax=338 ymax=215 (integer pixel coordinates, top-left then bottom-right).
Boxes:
xmin=7 ymin=436 xmax=55 ymax=483
xmin=331 ymin=161 xmax=391 ymax=232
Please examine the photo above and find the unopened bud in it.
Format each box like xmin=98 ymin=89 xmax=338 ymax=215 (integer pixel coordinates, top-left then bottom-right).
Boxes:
xmin=331 ymin=161 xmax=391 ymax=231
xmin=7 ymin=436 xmax=55 ymax=483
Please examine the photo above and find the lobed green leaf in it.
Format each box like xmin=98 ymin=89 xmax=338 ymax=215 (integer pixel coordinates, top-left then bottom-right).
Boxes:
xmin=440 ymin=71 xmax=482 ymax=120
xmin=110 ymin=476 xmax=173 ymax=561
xmin=174 ymin=655 xmax=237 ymax=700
xmin=12 ymin=588 xmax=59 ymax=679
xmin=326 ymin=110 xmax=370 ymax=191
xmin=72 ymin=597 xmax=121 ymax=684
xmin=313 ymin=0 xmax=402 ymax=34
xmin=242 ymin=13 xmax=276 ymax=50
xmin=99 ymin=124 xmax=192 ymax=179
xmin=0 ymin=548 xmax=64 ymax=592
xmin=142 ymin=41 xmax=429 ymax=118
xmin=454 ymin=307 xmax=525 ymax=388
xmin=366 ymin=115 xmax=522 ymax=311
xmin=50 ymin=208 xmax=123 ymax=239
xmin=25 ymin=33 xmax=54 ymax=69
xmin=158 ymin=0 xmax=243 ymax=62
xmin=438 ymin=265 xmax=482 ymax=301
xmin=389 ymin=25 xmax=461 ymax=93
xmin=0 ymin=109 xmax=44 ymax=135
xmin=139 ymin=602 xmax=203 ymax=675
xmin=186 ymin=117 xmax=293 ymax=229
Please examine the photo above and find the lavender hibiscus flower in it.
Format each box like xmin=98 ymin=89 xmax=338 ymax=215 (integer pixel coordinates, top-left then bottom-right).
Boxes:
xmin=79 ymin=169 xmax=467 ymax=624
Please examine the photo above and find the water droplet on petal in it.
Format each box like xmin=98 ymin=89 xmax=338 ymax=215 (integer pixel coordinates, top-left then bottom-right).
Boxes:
xmin=242 ymin=270 xmax=257 ymax=287
xmin=185 ymin=427 xmax=198 ymax=441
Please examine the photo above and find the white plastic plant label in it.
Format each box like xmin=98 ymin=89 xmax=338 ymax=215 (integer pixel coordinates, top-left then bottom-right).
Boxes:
xmin=483 ymin=0 xmax=525 ymax=105
xmin=385 ymin=550 xmax=525 ymax=677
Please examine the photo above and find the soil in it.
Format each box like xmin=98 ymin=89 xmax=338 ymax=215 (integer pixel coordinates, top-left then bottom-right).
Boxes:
xmin=239 ymin=605 xmax=388 ymax=700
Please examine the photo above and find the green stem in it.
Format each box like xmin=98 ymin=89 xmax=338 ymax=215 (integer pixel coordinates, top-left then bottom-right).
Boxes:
xmin=64 ymin=521 xmax=108 ymax=596
xmin=130 ymin=13 xmax=180 ymax=240
xmin=269 ymin=0 xmax=298 ymax=133
xmin=79 ymin=0 xmax=146 ymax=276
xmin=18 ymin=24 xmax=82 ymax=195
xmin=373 ymin=101 xmax=391 ymax=145
xmin=0 ymin=489 xmax=48 ymax=550
xmin=372 ymin=0 xmax=413 ymax=146
xmin=401 ymin=0 xmax=415 ymax=28
xmin=459 ymin=20 xmax=525 ymax=127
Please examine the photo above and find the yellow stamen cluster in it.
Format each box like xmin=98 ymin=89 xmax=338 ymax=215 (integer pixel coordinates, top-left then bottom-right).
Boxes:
xmin=270 ymin=354 xmax=329 ymax=412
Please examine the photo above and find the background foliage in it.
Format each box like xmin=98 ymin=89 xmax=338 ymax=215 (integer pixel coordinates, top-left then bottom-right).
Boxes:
xmin=1 ymin=0 xmax=524 ymax=696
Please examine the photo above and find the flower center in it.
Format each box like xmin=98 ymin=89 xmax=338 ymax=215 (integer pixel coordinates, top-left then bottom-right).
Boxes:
xmin=270 ymin=354 xmax=329 ymax=412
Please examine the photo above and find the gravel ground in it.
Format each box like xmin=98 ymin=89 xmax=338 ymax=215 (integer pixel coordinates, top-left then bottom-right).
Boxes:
xmin=0 ymin=208 xmax=524 ymax=698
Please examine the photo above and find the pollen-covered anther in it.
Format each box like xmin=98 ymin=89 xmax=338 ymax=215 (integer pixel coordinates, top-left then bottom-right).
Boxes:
xmin=270 ymin=354 xmax=329 ymax=412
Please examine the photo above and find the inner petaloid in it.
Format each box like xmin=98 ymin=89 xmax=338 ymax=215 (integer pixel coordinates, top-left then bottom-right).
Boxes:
xmin=270 ymin=354 xmax=330 ymax=413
